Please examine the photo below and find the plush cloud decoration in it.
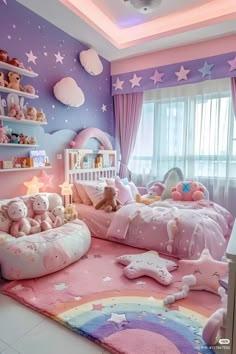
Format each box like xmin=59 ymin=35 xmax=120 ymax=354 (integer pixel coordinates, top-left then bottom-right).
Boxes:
xmin=53 ymin=77 xmax=85 ymax=107
xmin=79 ymin=48 xmax=103 ymax=76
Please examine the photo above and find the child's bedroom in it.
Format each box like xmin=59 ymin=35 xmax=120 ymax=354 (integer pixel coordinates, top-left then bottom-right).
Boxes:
xmin=0 ymin=0 xmax=236 ymax=353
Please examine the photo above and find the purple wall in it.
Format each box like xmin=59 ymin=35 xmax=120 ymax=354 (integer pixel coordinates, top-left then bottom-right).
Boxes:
xmin=0 ymin=0 xmax=114 ymax=199
xmin=0 ymin=0 xmax=113 ymax=135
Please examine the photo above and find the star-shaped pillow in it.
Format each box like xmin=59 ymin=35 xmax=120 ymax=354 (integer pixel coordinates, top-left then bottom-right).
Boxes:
xmin=117 ymin=251 xmax=178 ymax=285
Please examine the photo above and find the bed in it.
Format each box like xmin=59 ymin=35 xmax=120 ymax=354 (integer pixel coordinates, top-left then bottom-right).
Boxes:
xmin=65 ymin=148 xmax=233 ymax=261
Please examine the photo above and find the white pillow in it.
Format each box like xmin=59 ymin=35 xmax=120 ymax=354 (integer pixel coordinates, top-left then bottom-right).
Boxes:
xmin=161 ymin=170 xmax=181 ymax=200
xmin=80 ymin=181 xmax=106 ymax=206
xmin=128 ymin=181 xmax=139 ymax=199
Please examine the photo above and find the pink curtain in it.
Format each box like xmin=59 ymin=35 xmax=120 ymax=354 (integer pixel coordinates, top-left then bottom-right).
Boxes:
xmin=231 ymin=77 xmax=236 ymax=117
xmin=114 ymin=92 xmax=144 ymax=178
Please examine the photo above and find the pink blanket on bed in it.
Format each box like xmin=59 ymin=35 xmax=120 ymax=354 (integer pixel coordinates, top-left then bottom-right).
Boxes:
xmin=106 ymin=199 xmax=233 ymax=260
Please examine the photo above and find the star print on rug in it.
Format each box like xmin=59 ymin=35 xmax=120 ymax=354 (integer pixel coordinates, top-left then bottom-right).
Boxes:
xmin=116 ymin=251 xmax=178 ymax=285
xmin=107 ymin=313 xmax=128 ymax=326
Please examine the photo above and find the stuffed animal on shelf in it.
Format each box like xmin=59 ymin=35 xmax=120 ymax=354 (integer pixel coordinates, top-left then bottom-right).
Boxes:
xmin=36 ymin=109 xmax=46 ymax=122
xmin=10 ymin=133 xmax=20 ymax=144
xmin=28 ymin=136 xmax=36 ymax=145
xmin=19 ymin=133 xmax=28 ymax=145
xmin=7 ymin=72 xmax=24 ymax=91
xmin=25 ymin=107 xmax=37 ymax=121
xmin=0 ymin=126 xmax=9 ymax=143
xmin=0 ymin=72 xmax=8 ymax=87
xmin=95 ymin=186 xmax=122 ymax=212
xmin=8 ymin=103 xmax=24 ymax=120
xmin=0 ymin=49 xmax=9 ymax=63
xmin=1 ymin=200 xmax=39 ymax=238
xmin=50 ymin=205 xmax=65 ymax=228
xmin=23 ymin=85 xmax=35 ymax=95
xmin=171 ymin=181 xmax=205 ymax=201
xmin=64 ymin=204 xmax=77 ymax=223
xmin=163 ymin=248 xmax=228 ymax=305
xmin=31 ymin=195 xmax=53 ymax=231
xmin=8 ymin=58 xmax=21 ymax=67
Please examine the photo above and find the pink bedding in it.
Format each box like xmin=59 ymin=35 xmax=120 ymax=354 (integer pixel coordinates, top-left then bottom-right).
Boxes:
xmin=77 ymin=199 xmax=233 ymax=260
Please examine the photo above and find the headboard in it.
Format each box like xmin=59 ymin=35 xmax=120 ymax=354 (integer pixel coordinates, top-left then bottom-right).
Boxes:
xmin=64 ymin=149 xmax=117 ymax=183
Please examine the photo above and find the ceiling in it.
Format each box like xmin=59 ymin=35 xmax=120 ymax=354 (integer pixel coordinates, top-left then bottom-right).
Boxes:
xmin=17 ymin=0 xmax=236 ymax=62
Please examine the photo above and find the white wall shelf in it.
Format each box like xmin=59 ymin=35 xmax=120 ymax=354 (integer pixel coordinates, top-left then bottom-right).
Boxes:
xmin=0 ymin=166 xmax=52 ymax=173
xmin=0 ymin=61 xmax=38 ymax=78
xmin=0 ymin=86 xmax=38 ymax=99
xmin=0 ymin=115 xmax=47 ymax=125
xmin=0 ymin=143 xmax=39 ymax=148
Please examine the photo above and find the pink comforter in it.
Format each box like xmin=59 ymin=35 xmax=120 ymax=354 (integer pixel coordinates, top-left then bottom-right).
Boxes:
xmin=106 ymin=199 xmax=233 ymax=260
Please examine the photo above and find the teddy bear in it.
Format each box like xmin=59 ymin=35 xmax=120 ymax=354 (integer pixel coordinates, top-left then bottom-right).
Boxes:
xmin=28 ymin=136 xmax=36 ymax=145
xmin=19 ymin=133 xmax=28 ymax=144
xmin=0 ymin=126 xmax=9 ymax=143
xmin=64 ymin=204 xmax=77 ymax=223
xmin=8 ymin=103 xmax=24 ymax=120
xmin=50 ymin=205 xmax=65 ymax=228
xmin=31 ymin=195 xmax=53 ymax=231
xmin=25 ymin=107 xmax=37 ymax=120
xmin=36 ymin=109 xmax=46 ymax=122
xmin=0 ymin=49 xmax=9 ymax=63
xmin=171 ymin=181 xmax=205 ymax=201
xmin=7 ymin=72 xmax=24 ymax=91
xmin=0 ymin=72 xmax=8 ymax=87
xmin=1 ymin=200 xmax=40 ymax=238
xmin=95 ymin=186 xmax=122 ymax=212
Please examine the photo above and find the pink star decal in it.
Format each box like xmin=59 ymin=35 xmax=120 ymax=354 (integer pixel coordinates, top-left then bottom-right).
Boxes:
xmin=175 ymin=65 xmax=190 ymax=81
xmin=25 ymin=50 xmax=37 ymax=65
xmin=228 ymin=56 xmax=236 ymax=72
xmin=92 ymin=303 xmax=104 ymax=311
xmin=150 ymin=70 xmax=164 ymax=85
xmin=38 ymin=170 xmax=54 ymax=191
xmin=129 ymin=73 xmax=142 ymax=88
xmin=112 ymin=77 xmax=124 ymax=91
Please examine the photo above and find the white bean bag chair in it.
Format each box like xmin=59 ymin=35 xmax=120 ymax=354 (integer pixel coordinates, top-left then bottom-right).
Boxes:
xmin=0 ymin=194 xmax=91 ymax=280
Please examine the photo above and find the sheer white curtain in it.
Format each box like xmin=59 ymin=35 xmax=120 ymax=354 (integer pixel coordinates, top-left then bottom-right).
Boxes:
xmin=129 ymin=78 xmax=236 ymax=213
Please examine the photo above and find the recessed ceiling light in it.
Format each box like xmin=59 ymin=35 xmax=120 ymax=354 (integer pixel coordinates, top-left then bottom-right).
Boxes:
xmin=123 ymin=0 xmax=162 ymax=14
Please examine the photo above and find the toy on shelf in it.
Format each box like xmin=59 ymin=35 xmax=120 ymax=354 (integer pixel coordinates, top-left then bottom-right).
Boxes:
xmin=10 ymin=133 xmax=20 ymax=144
xmin=0 ymin=72 xmax=8 ymax=87
xmin=0 ymin=49 xmax=9 ymax=63
xmin=25 ymin=106 xmax=37 ymax=120
xmin=36 ymin=109 xmax=46 ymax=122
xmin=7 ymin=58 xmax=21 ymax=68
xmin=23 ymin=85 xmax=35 ymax=95
xmin=7 ymin=72 xmax=24 ymax=91
xmin=95 ymin=154 xmax=103 ymax=168
xmin=0 ymin=125 xmax=9 ymax=143
xmin=8 ymin=103 xmax=25 ymax=120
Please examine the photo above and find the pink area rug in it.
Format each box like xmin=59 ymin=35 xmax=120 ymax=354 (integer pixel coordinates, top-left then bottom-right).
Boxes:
xmin=2 ymin=238 xmax=220 ymax=354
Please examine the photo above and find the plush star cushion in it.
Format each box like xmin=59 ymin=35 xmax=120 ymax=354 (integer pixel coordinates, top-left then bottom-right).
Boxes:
xmin=117 ymin=251 xmax=178 ymax=285
xmin=179 ymin=248 xmax=228 ymax=294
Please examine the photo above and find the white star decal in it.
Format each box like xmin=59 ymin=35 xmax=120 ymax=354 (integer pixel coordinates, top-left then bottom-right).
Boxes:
xmin=101 ymin=104 xmax=107 ymax=112
xmin=7 ymin=35 xmax=11 ymax=40
xmin=175 ymin=65 xmax=190 ymax=81
xmin=112 ymin=77 xmax=124 ymax=91
xmin=129 ymin=73 xmax=142 ymax=88
xmin=54 ymin=51 xmax=64 ymax=64
xmin=103 ymin=276 xmax=112 ymax=282
xmin=26 ymin=50 xmax=37 ymax=65
xmin=54 ymin=283 xmax=68 ymax=291
xmin=107 ymin=313 xmax=128 ymax=325
xmin=150 ymin=70 xmax=164 ymax=85
xmin=44 ymin=52 xmax=48 ymax=56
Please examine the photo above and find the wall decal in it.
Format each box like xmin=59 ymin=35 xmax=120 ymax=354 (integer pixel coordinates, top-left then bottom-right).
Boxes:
xmin=112 ymin=51 xmax=236 ymax=95
xmin=53 ymin=77 xmax=85 ymax=107
xmin=79 ymin=48 xmax=103 ymax=76
xmin=24 ymin=176 xmax=44 ymax=195
xmin=25 ymin=50 xmax=37 ymax=65
xmin=54 ymin=51 xmax=64 ymax=64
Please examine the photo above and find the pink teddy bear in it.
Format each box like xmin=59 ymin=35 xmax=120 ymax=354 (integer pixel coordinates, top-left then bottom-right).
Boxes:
xmin=31 ymin=195 xmax=53 ymax=231
xmin=2 ymin=200 xmax=40 ymax=238
xmin=0 ymin=126 xmax=9 ymax=143
xmin=50 ymin=205 xmax=65 ymax=228
xmin=171 ymin=181 xmax=205 ymax=201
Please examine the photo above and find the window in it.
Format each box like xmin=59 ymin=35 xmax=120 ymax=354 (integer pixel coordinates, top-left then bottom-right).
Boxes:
xmin=129 ymin=79 xmax=235 ymax=184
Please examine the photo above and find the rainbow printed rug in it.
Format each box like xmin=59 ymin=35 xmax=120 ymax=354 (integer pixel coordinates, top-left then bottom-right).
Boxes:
xmin=2 ymin=238 xmax=218 ymax=354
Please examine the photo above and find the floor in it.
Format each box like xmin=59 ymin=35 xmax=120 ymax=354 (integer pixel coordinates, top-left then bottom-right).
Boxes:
xmin=0 ymin=293 xmax=110 ymax=354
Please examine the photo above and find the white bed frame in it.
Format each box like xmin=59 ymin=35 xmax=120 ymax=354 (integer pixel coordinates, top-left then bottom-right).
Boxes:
xmin=64 ymin=148 xmax=117 ymax=183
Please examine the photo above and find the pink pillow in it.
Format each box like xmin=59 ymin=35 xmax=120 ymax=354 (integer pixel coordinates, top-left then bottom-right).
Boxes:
xmin=82 ymin=181 xmax=106 ymax=206
xmin=115 ymin=179 xmax=133 ymax=205
xmin=72 ymin=185 xmax=83 ymax=204
xmin=74 ymin=183 xmax=92 ymax=205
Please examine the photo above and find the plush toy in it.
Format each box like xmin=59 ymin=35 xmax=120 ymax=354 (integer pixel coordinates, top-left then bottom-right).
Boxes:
xmin=23 ymin=85 xmax=35 ymax=95
xmin=1 ymin=200 xmax=39 ymax=238
xmin=31 ymin=195 xmax=53 ymax=231
xmin=8 ymin=103 xmax=24 ymax=120
xmin=25 ymin=107 xmax=37 ymax=121
xmin=0 ymin=126 xmax=9 ymax=143
xmin=64 ymin=204 xmax=77 ymax=222
xmin=50 ymin=205 xmax=65 ymax=228
xmin=0 ymin=210 xmax=12 ymax=233
xmin=36 ymin=109 xmax=46 ymax=122
xmin=136 ymin=194 xmax=161 ymax=205
xmin=95 ymin=186 xmax=122 ymax=212
xmin=8 ymin=58 xmax=21 ymax=67
xmin=10 ymin=133 xmax=20 ymax=144
xmin=0 ymin=49 xmax=9 ymax=62
xmin=19 ymin=133 xmax=28 ymax=144
xmin=28 ymin=136 xmax=36 ymax=145
xmin=7 ymin=72 xmax=24 ymax=91
xmin=171 ymin=181 xmax=205 ymax=201
xmin=163 ymin=248 xmax=228 ymax=305
xmin=0 ymin=72 xmax=8 ymax=87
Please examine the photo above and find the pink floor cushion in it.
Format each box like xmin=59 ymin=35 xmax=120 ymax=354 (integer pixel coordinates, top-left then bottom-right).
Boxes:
xmin=0 ymin=220 xmax=91 ymax=280
xmin=116 ymin=251 xmax=178 ymax=285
